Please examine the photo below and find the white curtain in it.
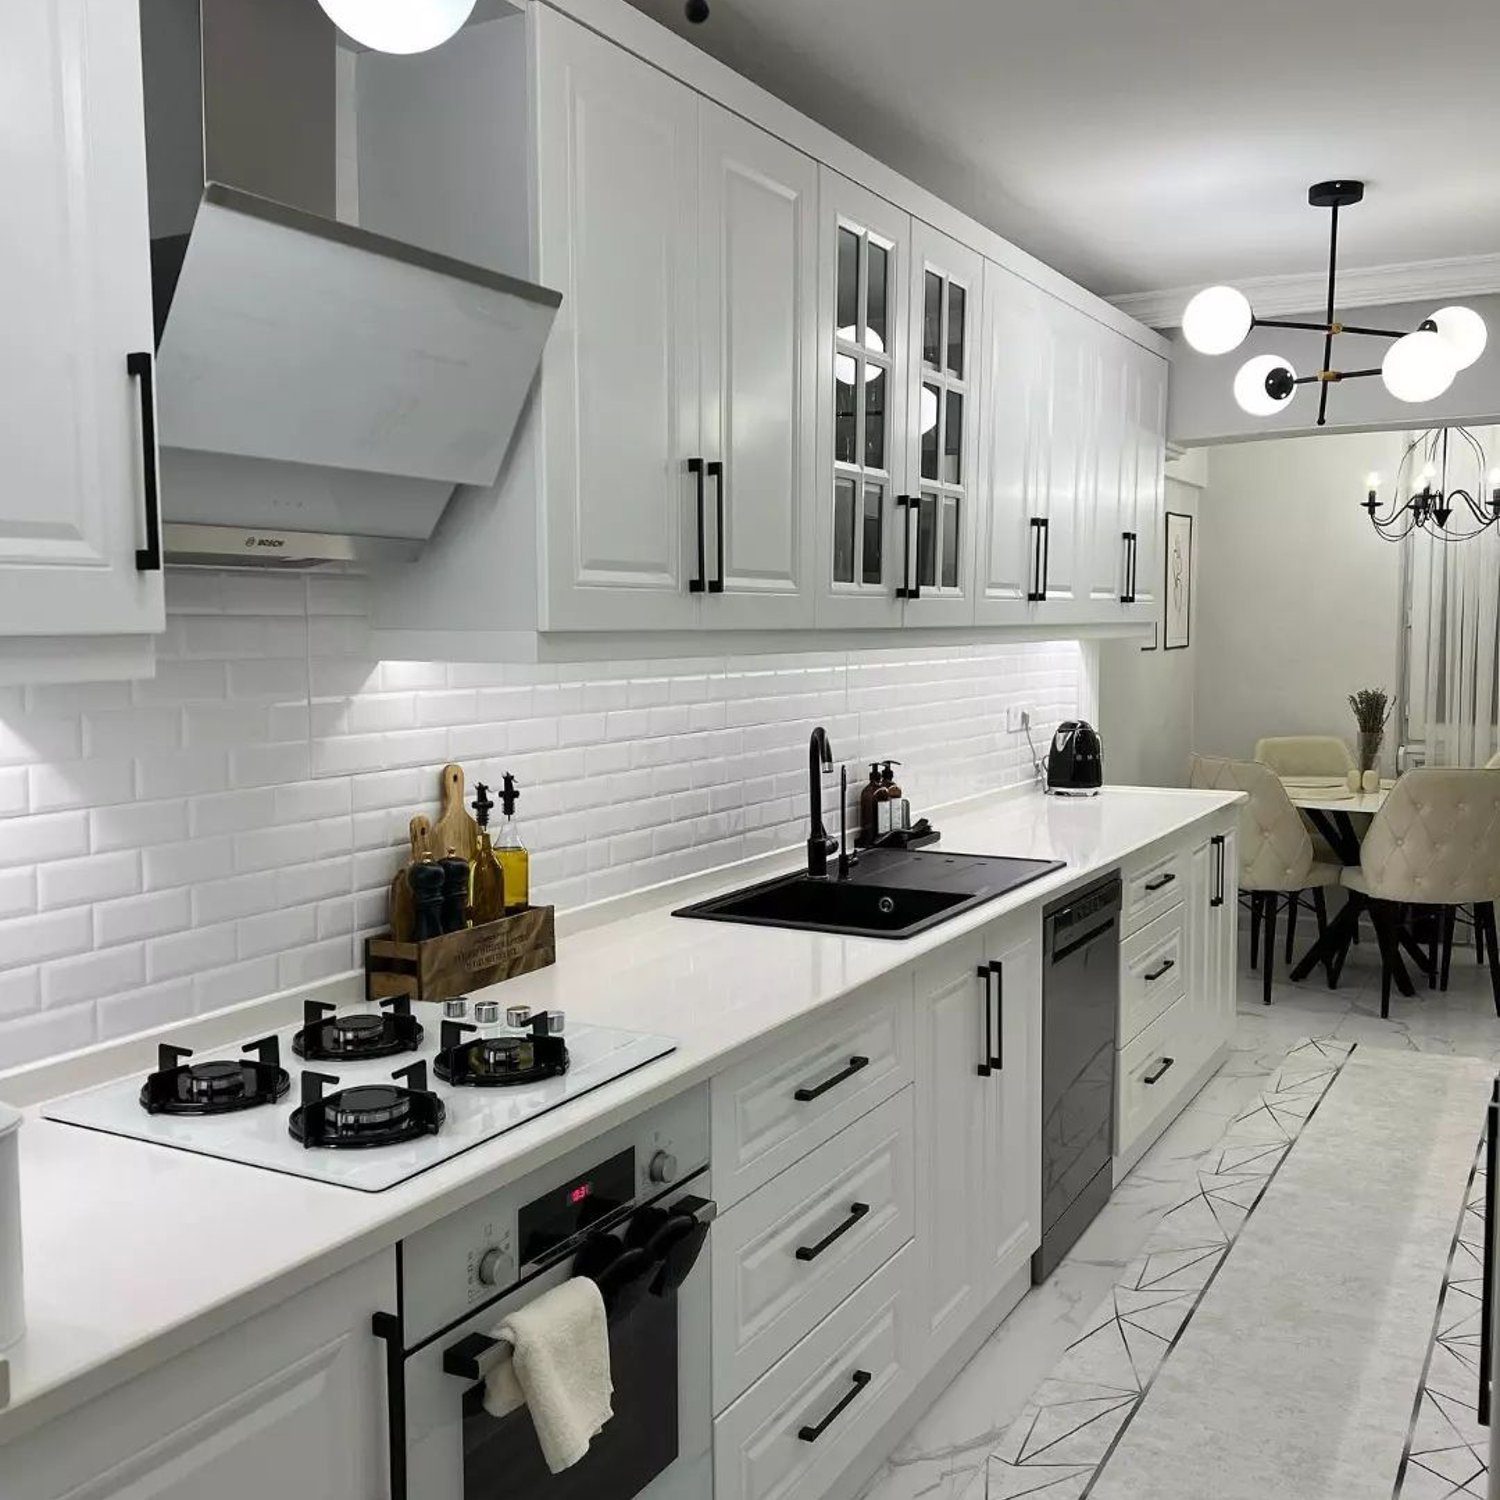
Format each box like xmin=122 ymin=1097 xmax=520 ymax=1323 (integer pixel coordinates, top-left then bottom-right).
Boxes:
xmin=1405 ymin=424 xmax=1500 ymax=767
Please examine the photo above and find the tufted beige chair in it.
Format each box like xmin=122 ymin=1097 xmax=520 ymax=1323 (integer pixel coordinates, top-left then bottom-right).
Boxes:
xmin=1339 ymin=767 xmax=1500 ymax=1017
xmin=1253 ymin=736 xmax=1356 ymax=778
xmin=1189 ymin=755 xmax=1344 ymax=1004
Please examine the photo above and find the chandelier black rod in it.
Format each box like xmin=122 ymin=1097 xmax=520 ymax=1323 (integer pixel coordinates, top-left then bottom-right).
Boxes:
xmin=1253 ymin=316 xmax=1409 ymax=339
xmin=1316 ymin=201 xmax=1340 ymax=426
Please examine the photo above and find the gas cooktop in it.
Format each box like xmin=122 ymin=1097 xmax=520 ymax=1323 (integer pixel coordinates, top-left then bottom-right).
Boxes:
xmin=44 ymin=998 xmax=676 ymax=1193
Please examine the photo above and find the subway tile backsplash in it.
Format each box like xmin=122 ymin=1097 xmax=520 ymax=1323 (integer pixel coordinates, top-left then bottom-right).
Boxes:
xmin=0 ymin=572 xmax=1082 ymax=1068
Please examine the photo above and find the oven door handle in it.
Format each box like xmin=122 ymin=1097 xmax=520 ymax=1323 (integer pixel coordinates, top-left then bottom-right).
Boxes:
xmin=443 ymin=1330 xmax=512 ymax=1382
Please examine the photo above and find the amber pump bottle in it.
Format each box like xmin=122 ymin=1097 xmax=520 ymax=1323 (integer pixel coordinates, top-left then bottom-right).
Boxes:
xmin=468 ymin=782 xmax=506 ymax=925
xmin=496 ymin=772 xmax=530 ymax=914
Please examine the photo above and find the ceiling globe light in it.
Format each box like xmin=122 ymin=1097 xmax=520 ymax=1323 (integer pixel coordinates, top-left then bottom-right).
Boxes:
xmin=1182 ymin=286 xmax=1253 ymax=355
xmin=1233 ymin=355 xmax=1296 ymax=416
xmin=1382 ymin=331 xmax=1457 ymax=404
xmin=1429 ymin=305 xmax=1488 ymax=371
xmin=316 ymin=0 xmax=477 ymax=54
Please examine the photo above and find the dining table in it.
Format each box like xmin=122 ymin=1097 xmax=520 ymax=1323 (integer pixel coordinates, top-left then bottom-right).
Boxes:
xmin=1279 ymin=775 xmax=1394 ymax=865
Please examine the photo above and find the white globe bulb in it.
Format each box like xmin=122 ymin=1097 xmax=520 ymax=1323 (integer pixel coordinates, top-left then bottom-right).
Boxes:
xmin=317 ymin=0 xmax=476 ymax=53
xmin=1429 ymin=305 xmax=1488 ymax=371
xmin=1182 ymin=286 xmax=1253 ymax=355
xmin=1233 ymin=354 xmax=1296 ymax=416
xmin=1382 ymin=331 xmax=1457 ymax=404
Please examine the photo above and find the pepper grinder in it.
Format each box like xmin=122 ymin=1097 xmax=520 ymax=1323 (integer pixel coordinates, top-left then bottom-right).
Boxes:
xmin=408 ymin=858 xmax=445 ymax=942
xmin=438 ymin=846 xmax=471 ymax=933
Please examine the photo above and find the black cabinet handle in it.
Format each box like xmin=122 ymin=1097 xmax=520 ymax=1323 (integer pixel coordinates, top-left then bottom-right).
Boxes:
xmin=1144 ymin=958 xmax=1176 ymax=983
xmin=975 ymin=965 xmax=992 ymax=1078
xmin=989 ymin=957 xmax=1004 ymax=1072
xmin=1210 ymin=833 xmax=1226 ymax=908
xmin=794 ymin=1055 xmax=870 ymax=1103
xmin=127 ymin=351 xmax=162 ymax=572
xmin=795 ymin=1202 xmax=869 ymax=1262
xmin=707 ymin=460 xmax=725 ymax=594
xmin=1481 ymin=1086 xmax=1497 ymax=1424
xmin=1027 ymin=516 xmax=1048 ymax=601
xmin=895 ymin=496 xmax=919 ymax=600
xmin=1121 ymin=530 xmax=1137 ymax=603
xmin=1143 ymin=1057 xmax=1175 ymax=1086
xmin=798 ymin=1370 xmax=872 ymax=1442
xmin=688 ymin=458 xmax=707 ymax=594
xmin=1144 ymin=872 xmax=1176 ymax=893
xmin=1040 ymin=515 xmax=1050 ymax=599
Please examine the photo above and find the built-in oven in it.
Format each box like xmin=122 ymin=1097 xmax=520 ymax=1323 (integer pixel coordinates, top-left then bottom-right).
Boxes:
xmin=373 ymin=1088 xmax=714 ymax=1500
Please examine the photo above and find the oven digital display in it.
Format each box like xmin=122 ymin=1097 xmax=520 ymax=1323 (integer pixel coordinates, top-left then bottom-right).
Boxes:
xmin=518 ymin=1147 xmax=636 ymax=1266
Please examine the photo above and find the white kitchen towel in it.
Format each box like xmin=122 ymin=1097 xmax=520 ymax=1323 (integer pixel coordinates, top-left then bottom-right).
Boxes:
xmin=482 ymin=1276 xmax=614 ymax=1472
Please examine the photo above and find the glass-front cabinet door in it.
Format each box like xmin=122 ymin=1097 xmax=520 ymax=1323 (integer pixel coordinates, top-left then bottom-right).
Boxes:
xmin=903 ymin=220 xmax=981 ymax=624
xmin=816 ymin=169 xmax=908 ymax=627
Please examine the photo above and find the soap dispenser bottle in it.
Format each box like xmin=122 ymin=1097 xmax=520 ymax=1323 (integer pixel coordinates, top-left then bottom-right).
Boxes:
xmin=877 ymin=760 xmax=908 ymax=836
xmin=496 ymin=772 xmax=530 ymax=914
xmin=859 ymin=764 xmax=882 ymax=846
xmin=468 ymin=782 xmax=506 ymax=925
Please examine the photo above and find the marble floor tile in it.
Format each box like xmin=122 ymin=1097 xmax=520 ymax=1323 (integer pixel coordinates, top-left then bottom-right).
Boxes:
xmin=856 ymin=940 xmax=1500 ymax=1500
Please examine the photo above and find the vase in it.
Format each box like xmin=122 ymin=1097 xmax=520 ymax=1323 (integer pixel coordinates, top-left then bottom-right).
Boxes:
xmin=1357 ymin=729 xmax=1383 ymax=775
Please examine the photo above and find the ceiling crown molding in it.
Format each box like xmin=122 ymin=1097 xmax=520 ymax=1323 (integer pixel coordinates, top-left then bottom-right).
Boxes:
xmin=1110 ymin=253 xmax=1500 ymax=331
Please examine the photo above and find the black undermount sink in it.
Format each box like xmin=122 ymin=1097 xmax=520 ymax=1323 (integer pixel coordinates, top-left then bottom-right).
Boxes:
xmin=673 ymin=848 xmax=1065 ymax=940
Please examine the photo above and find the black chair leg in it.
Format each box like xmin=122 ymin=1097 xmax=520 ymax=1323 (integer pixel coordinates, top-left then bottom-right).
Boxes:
xmin=1369 ymin=901 xmax=1403 ymax=1020
xmin=1285 ymin=891 xmax=1299 ymax=963
xmin=1249 ymin=892 xmax=1262 ymax=971
xmin=1262 ymin=893 xmax=1278 ymax=1007
xmin=1477 ymin=902 xmax=1500 ymax=1019
xmin=1440 ymin=906 xmax=1457 ymax=992
xmin=1312 ymin=887 xmax=1333 ymax=987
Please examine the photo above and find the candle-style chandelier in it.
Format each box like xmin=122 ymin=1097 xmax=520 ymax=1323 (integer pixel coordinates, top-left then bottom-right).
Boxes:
xmin=1182 ymin=181 xmax=1488 ymax=426
xmin=1362 ymin=427 xmax=1500 ymax=543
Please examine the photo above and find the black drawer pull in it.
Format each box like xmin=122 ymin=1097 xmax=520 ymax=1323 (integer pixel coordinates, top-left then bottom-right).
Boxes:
xmin=688 ymin=457 xmax=707 ymax=594
xmin=1144 ymin=958 xmax=1176 ymax=983
xmin=988 ymin=957 xmax=1005 ymax=1072
xmin=1143 ymin=872 xmax=1177 ymax=893
xmin=127 ymin=351 xmax=162 ymax=572
xmin=798 ymin=1370 xmax=872 ymax=1442
xmin=1143 ymin=1057 xmax=1175 ymax=1086
xmin=976 ymin=964 xmax=992 ymax=1078
xmin=794 ymin=1056 xmax=870 ymax=1103
xmin=708 ymin=459 xmax=725 ymax=594
xmin=795 ymin=1202 xmax=869 ymax=1262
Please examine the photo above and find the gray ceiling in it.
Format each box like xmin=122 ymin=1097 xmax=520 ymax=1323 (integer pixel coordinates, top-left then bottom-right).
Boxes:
xmin=626 ymin=0 xmax=1500 ymax=300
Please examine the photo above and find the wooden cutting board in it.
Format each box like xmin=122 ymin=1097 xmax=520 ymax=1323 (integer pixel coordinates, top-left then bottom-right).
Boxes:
xmin=431 ymin=762 xmax=478 ymax=863
xmin=387 ymin=815 xmax=431 ymax=943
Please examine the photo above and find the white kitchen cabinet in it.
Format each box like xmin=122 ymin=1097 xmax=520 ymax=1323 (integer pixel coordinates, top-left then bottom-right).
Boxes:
xmin=0 ymin=0 xmax=163 ymax=652
xmin=534 ymin=9 xmax=703 ymax=632
xmin=900 ymin=219 xmax=983 ymax=625
xmin=698 ymin=103 xmax=820 ymax=628
xmin=815 ymin=170 xmax=910 ymax=629
xmin=4 ymin=1251 xmax=393 ymax=1500
xmin=912 ymin=909 xmax=1041 ymax=1368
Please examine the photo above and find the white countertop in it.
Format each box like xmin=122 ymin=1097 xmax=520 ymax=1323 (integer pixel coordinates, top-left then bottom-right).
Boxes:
xmin=0 ymin=784 xmax=1239 ymax=1444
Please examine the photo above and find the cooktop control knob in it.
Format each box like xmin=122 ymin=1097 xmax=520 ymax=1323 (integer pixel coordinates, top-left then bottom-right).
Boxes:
xmin=442 ymin=997 xmax=468 ymax=1020
xmin=477 ymin=1246 xmax=514 ymax=1288
xmin=648 ymin=1149 xmax=678 ymax=1184
xmin=505 ymin=1005 xmax=531 ymax=1029
xmin=474 ymin=1000 xmax=501 ymax=1026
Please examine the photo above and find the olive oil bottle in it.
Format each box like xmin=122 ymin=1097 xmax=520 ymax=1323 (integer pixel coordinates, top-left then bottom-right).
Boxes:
xmin=467 ymin=782 xmax=506 ymax=925
xmin=496 ymin=772 xmax=530 ymax=913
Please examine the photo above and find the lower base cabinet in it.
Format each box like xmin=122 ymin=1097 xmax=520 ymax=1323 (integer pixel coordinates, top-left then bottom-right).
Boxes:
xmin=4 ymin=1251 xmax=394 ymax=1500
xmin=713 ymin=1247 xmax=917 ymax=1500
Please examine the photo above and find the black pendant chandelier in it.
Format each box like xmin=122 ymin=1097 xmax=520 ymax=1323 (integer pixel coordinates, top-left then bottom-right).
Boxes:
xmin=1182 ymin=181 xmax=1488 ymax=426
xmin=1362 ymin=427 xmax=1500 ymax=543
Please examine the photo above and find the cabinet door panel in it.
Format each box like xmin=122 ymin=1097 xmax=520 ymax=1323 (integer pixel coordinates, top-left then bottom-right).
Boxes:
xmin=0 ymin=0 xmax=162 ymax=637
xmin=1084 ymin=327 xmax=1133 ymax=611
xmin=1126 ymin=345 xmax=1169 ymax=614
xmin=699 ymin=105 xmax=818 ymax=628
xmin=815 ymin=170 xmax=908 ymax=628
xmin=913 ymin=936 xmax=989 ymax=1364
xmin=536 ymin=9 xmax=701 ymax=630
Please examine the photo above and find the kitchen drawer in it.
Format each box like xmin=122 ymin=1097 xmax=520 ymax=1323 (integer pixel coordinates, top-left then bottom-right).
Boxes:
xmin=1119 ymin=904 xmax=1186 ymax=1047
xmin=714 ymin=1245 xmax=916 ymax=1500
xmin=712 ymin=1087 xmax=914 ymax=1409
xmin=1121 ymin=844 xmax=1188 ymax=935
xmin=1116 ymin=995 xmax=1197 ymax=1162
xmin=712 ymin=970 xmax=912 ymax=1209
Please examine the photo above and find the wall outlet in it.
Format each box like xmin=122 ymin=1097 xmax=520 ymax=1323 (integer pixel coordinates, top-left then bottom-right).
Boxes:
xmin=1007 ymin=707 xmax=1030 ymax=733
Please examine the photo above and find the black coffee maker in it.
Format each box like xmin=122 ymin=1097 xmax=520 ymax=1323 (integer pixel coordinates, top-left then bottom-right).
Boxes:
xmin=1046 ymin=720 xmax=1103 ymax=796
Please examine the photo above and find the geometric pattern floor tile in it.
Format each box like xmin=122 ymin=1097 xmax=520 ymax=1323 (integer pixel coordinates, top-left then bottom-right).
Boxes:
xmin=1395 ymin=1115 xmax=1492 ymax=1500
xmin=988 ymin=1037 xmax=1359 ymax=1499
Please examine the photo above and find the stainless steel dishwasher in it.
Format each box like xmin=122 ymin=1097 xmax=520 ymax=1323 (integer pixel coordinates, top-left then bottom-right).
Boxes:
xmin=1033 ymin=873 xmax=1122 ymax=1283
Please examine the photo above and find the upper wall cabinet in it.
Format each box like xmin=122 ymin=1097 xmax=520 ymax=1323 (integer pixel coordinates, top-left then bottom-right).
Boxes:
xmin=0 ymin=0 xmax=164 ymax=651
xmin=534 ymin=8 xmax=819 ymax=632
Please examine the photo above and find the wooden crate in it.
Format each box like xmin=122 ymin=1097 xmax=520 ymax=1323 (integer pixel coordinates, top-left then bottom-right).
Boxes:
xmin=364 ymin=906 xmax=556 ymax=1004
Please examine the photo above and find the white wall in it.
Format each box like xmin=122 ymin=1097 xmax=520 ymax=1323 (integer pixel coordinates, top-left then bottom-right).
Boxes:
xmin=0 ymin=573 xmax=1083 ymax=1070
xmin=1096 ymin=457 xmax=1203 ymax=786
xmin=1193 ymin=430 xmax=1404 ymax=765
xmin=1168 ymin=293 xmax=1500 ymax=445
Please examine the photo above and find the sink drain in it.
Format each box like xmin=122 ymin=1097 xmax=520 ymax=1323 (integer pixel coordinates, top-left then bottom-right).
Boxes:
xmin=877 ymin=896 xmax=896 ymax=915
